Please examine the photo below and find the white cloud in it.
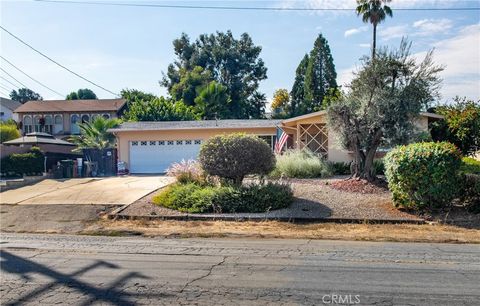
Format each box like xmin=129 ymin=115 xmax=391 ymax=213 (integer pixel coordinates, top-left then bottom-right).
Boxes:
xmin=336 ymin=66 xmax=357 ymax=89
xmin=426 ymin=24 xmax=480 ymax=99
xmin=344 ymin=26 xmax=367 ymax=37
xmin=413 ymin=18 xmax=453 ymax=36
xmin=379 ymin=18 xmax=455 ymax=41
xmin=338 ymin=24 xmax=480 ymax=100
xmin=279 ymin=0 xmax=450 ymax=15
xmin=358 ymin=43 xmax=371 ymax=48
xmin=379 ymin=25 xmax=409 ymax=40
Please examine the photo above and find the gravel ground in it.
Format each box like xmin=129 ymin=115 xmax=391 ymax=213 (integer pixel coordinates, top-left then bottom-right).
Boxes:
xmin=118 ymin=178 xmax=422 ymax=221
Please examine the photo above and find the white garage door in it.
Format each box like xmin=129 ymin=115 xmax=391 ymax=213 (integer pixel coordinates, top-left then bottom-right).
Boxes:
xmin=129 ymin=139 xmax=202 ymax=173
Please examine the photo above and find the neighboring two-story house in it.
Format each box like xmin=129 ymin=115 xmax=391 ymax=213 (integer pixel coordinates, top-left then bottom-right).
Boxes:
xmin=0 ymin=97 xmax=22 ymax=122
xmin=14 ymin=98 xmax=127 ymax=136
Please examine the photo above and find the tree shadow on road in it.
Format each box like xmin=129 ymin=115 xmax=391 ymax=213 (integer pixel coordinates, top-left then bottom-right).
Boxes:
xmin=0 ymin=250 xmax=170 ymax=305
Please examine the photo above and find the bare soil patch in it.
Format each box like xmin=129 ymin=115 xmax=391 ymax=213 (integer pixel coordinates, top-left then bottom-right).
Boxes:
xmin=328 ymin=178 xmax=388 ymax=194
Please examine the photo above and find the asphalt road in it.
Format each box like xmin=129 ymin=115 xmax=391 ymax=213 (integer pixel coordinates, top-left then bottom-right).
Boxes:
xmin=1 ymin=233 xmax=479 ymax=305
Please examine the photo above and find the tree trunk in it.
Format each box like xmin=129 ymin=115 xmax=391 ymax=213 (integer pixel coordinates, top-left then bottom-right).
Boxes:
xmin=372 ymin=23 xmax=377 ymax=60
xmin=350 ymin=130 xmax=382 ymax=182
xmin=362 ymin=146 xmax=378 ymax=181
xmin=350 ymin=138 xmax=365 ymax=180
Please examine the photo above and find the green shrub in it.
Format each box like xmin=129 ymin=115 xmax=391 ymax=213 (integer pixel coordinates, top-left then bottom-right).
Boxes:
xmin=152 ymin=182 xmax=293 ymax=214
xmin=212 ymin=182 xmax=294 ymax=213
xmin=152 ymin=183 xmax=216 ymax=213
xmin=372 ymin=159 xmax=385 ymax=176
xmin=199 ymin=133 xmax=275 ymax=185
xmin=0 ymin=123 xmax=20 ymax=143
xmin=1 ymin=147 xmax=44 ymax=176
xmin=460 ymin=157 xmax=480 ymax=174
xmin=270 ymin=150 xmax=332 ymax=178
xmin=384 ymin=142 xmax=462 ymax=210
xmin=460 ymin=174 xmax=480 ymax=213
xmin=328 ymin=161 xmax=351 ymax=175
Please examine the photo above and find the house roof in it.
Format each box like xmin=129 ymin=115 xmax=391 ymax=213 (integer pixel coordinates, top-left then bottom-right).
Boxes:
xmin=3 ymin=132 xmax=76 ymax=146
xmin=282 ymin=110 xmax=443 ymax=124
xmin=109 ymin=119 xmax=281 ymax=132
xmin=14 ymin=98 xmax=127 ymax=113
xmin=0 ymin=97 xmax=22 ymax=111
xmin=282 ymin=110 xmax=327 ymax=124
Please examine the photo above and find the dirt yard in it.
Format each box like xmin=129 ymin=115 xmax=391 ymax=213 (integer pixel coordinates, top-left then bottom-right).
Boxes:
xmin=118 ymin=178 xmax=423 ymax=221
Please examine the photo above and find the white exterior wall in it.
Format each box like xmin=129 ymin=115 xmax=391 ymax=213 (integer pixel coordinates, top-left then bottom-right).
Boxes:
xmin=0 ymin=106 xmax=18 ymax=121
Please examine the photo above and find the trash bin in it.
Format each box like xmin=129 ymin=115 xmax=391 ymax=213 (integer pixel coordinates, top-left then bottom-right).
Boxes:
xmin=53 ymin=164 xmax=63 ymax=179
xmin=60 ymin=160 xmax=74 ymax=178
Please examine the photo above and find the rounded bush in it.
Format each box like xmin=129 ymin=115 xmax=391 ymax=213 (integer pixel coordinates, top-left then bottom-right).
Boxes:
xmin=199 ymin=133 xmax=275 ymax=185
xmin=384 ymin=142 xmax=462 ymax=210
xmin=0 ymin=124 xmax=20 ymax=143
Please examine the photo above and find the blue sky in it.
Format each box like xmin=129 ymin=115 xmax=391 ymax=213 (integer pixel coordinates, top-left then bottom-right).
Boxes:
xmin=1 ymin=0 xmax=479 ymax=108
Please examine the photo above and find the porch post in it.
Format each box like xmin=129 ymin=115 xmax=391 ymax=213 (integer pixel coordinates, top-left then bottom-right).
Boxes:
xmin=296 ymin=123 xmax=301 ymax=150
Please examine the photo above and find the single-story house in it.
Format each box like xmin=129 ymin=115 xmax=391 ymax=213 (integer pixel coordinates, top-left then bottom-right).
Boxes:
xmin=0 ymin=97 xmax=22 ymax=122
xmin=14 ymin=98 xmax=127 ymax=136
xmin=109 ymin=110 xmax=443 ymax=174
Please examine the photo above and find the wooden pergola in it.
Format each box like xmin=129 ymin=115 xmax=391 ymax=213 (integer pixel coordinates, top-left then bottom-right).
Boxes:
xmin=298 ymin=123 xmax=328 ymax=157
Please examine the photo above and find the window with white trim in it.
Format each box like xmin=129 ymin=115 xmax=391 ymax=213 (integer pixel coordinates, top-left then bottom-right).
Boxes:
xmin=71 ymin=115 xmax=80 ymax=134
xmin=81 ymin=114 xmax=90 ymax=123
xmin=34 ymin=115 xmax=41 ymax=132
xmin=23 ymin=115 xmax=33 ymax=134
xmin=44 ymin=115 xmax=53 ymax=134
xmin=54 ymin=115 xmax=63 ymax=134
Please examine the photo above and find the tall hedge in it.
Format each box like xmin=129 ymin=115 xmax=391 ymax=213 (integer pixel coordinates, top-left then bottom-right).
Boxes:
xmin=1 ymin=147 xmax=44 ymax=176
xmin=198 ymin=133 xmax=275 ymax=185
xmin=384 ymin=142 xmax=462 ymax=210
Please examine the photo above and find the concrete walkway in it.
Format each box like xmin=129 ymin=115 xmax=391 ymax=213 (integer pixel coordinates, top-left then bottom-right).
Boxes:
xmin=0 ymin=176 xmax=173 ymax=205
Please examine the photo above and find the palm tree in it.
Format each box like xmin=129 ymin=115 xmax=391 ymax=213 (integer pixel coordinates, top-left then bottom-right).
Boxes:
xmin=356 ymin=0 xmax=393 ymax=59
xmin=70 ymin=117 xmax=121 ymax=151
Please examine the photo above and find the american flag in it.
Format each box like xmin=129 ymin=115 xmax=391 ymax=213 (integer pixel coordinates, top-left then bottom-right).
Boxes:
xmin=274 ymin=127 xmax=289 ymax=154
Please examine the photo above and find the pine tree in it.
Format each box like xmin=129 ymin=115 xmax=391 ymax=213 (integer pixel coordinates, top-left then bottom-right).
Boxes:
xmin=288 ymin=54 xmax=309 ymax=117
xmin=303 ymin=34 xmax=337 ymax=113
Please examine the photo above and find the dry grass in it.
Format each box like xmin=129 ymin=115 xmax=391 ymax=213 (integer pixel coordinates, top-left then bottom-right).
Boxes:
xmin=85 ymin=219 xmax=480 ymax=244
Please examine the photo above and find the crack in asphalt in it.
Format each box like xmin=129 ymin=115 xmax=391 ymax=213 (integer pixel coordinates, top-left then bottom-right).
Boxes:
xmin=179 ymin=256 xmax=227 ymax=294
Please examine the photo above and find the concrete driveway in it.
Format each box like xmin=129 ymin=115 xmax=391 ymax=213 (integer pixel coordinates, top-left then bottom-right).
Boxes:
xmin=0 ymin=176 xmax=174 ymax=205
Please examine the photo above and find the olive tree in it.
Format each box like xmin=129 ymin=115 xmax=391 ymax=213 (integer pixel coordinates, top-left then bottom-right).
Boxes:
xmin=327 ymin=40 xmax=443 ymax=181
